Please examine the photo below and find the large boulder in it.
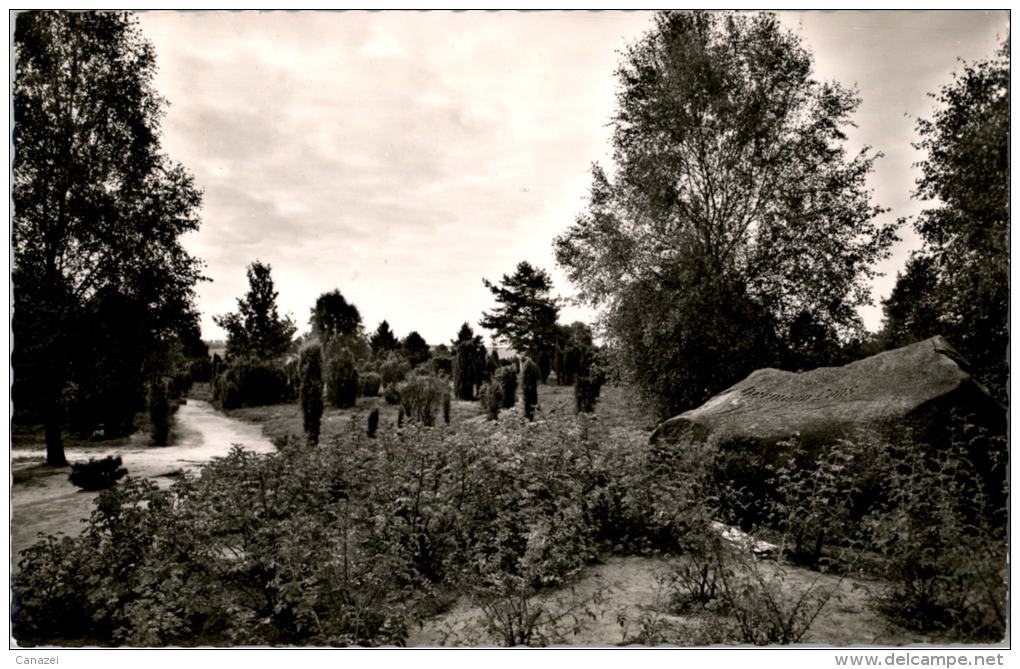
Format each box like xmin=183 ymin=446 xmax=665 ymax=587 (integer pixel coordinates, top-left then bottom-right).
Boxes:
xmin=650 ymin=336 xmax=1004 ymax=450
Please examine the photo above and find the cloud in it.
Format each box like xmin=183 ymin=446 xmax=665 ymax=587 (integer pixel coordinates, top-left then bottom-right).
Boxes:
xmin=138 ymin=10 xmax=1008 ymax=342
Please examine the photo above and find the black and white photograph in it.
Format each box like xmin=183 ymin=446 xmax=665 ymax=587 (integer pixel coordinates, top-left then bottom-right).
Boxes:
xmin=8 ymin=7 xmax=1010 ymax=657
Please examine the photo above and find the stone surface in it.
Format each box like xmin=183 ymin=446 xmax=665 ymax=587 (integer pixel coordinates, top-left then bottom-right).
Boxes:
xmin=650 ymin=336 xmax=1004 ymax=448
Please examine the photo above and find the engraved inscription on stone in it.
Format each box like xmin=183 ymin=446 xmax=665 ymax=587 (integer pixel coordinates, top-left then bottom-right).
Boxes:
xmin=738 ymin=386 xmax=853 ymax=403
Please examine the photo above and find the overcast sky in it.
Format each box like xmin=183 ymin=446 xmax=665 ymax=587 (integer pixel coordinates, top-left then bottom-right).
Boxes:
xmin=135 ymin=10 xmax=1009 ymax=345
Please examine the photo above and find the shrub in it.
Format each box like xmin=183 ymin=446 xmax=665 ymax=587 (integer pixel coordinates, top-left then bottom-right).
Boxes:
xmin=215 ymin=358 xmax=289 ymax=409
xmin=431 ymin=354 xmax=453 ymax=377
xmin=380 ymin=353 xmax=410 ymax=387
xmin=398 ymin=374 xmax=447 ymax=427
xmin=480 ymin=381 xmax=501 ymax=421
xmin=495 ymin=366 xmax=517 ymax=409
xmin=360 ymin=372 xmax=382 ymax=398
xmin=521 ymin=358 xmax=540 ymax=420
xmin=68 ymin=456 xmax=127 ymax=491
xmin=367 ymin=408 xmax=379 ymax=438
xmin=867 ymin=424 xmax=1007 ymax=642
xmin=15 ymin=411 xmax=698 ymax=647
xmin=147 ymin=380 xmax=171 ymax=446
xmin=299 ymin=344 xmax=324 ymax=446
xmin=574 ymin=374 xmax=603 ymax=413
xmin=383 ymin=384 xmax=401 ymax=406
xmin=325 ymin=345 xmax=359 ymax=409
xmin=189 ymin=356 xmax=213 ymax=383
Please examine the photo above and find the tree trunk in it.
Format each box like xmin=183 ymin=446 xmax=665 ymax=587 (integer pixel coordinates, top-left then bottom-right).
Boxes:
xmin=43 ymin=361 xmax=67 ymax=467
xmin=44 ymin=402 xmax=67 ymax=467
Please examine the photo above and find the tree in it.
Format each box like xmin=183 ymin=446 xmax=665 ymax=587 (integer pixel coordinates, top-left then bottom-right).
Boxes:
xmin=369 ymin=320 xmax=400 ymax=357
xmin=299 ymin=343 xmax=324 ymax=446
xmin=13 ymin=11 xmax=205 ymax=465
xmin=553 ymin=321 xmax=594 ymax=385
xmin=554 ymin=11 xmax=896 ymax=416
xmin=402 ymin=331 xmax=430 ymax=367
xmin=214 ymin=261 xmax=296 ymax=361
xmin=888 ymin=41 xmax=1008 ymax=400
xmin=479 ymin=261 xmax=560 ymax=368
xmin=310 ymin=289 xmax=362 ymax=345
xmin=879 ymin=254 xmax=943 ymax=350
xmin=452 ymin=322 xmax=486 ymax=400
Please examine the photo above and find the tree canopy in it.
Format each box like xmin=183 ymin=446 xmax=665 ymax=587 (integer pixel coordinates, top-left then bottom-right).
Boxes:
xmin=214 ymin=261 xmax=296 ymax=360
xmin=370 ymin=320 xmax=400 ymax=357
xmin=310 ymin=289 xmax=362 ymax=344
xmin=479 ymin=261 xmax=560 ymax=364
xmin=554 ymin=10 xmax=896 ymax=416
xmin=13 ymin=11 xmax=205 ymax=464
xmin=402 ymin=331 xmax=431 ymax=367
xmin=885 ymin=40 xmax=1008 ymax=401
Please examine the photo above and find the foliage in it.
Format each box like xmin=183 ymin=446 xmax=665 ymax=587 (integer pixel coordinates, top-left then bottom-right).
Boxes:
xmin=573 ymin=377 xmax=602 ymax=415
xmin=360 ymin=372 xmax=382 ymax=398
xmin=379 ymin=352 xmax=411 ymax=387
xmin=402 ymin=332 xmax=431 ymax=368
xmin=865 ymin=422 xmax=1007 ymax=641
xmin=310 ymin=289 xmax=362 ymax=344
xmin=479 ymin=262 xmax=560 ymax=364
xmin=325 ymin=344 xmax=359 ymax=409
xmin=215 ymin=358 xmax=290 ymax=409
xmin=521 ymin=359 xmax=540 ymax=420
xmin=369 ymin=320 xmax=400 ymax=357
xmin=68 ymin=456 xmax=128 ymax=492
xmin=383 ymin=384 xmax=401 ymax=406
xmin=398 ymin=375 xmax=448 ymax=427
xmin=13 ymin=10 xmax=206 ymax=465
xmin=147 ymin=380 xmax=171 ymax=446
xmin=882 ymin=41 xmax=1008 ymax=401
xmin=214 ymin=261 xmax=296 ymax=361
xmin=299 ymin=344 xmax=324 ymax=446
xmin=715 ymin=552 xmax=841 ymax=646
xmin=14 ymin=412 xmax=693 ymax=646
xmin=494 ymin=366 xmax=517 ymax=409
xmin=480 ymin=382 xmax=502 ymax=421
xmin=554 ymin=10 xmax=895 ymax=417
xmin=552 ymin=322 xmax=593 ymax=386
xmin=452 ymin=323 xmax=487 ymax=401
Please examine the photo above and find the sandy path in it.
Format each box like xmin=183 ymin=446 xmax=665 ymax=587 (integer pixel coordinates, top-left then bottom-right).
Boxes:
xmin=11 ymin=399 xmax=276 ymax=563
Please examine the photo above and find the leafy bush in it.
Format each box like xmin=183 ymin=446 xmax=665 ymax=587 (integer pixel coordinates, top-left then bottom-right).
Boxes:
xmin=866 ymin=423 xmax=1007 ymax=642
xmin=215 ymin=358 xmax=290 ymax=409
xmin=383 ymin=384 xmax=401 ymax=406
xmin=495 ymin=366 xmax=517 ymax=409
xmin=521 ymin=358 xmax=540 ymax=420
xmin=147 ymin=380 xmax=171 ymax=446
xmin=380 ymin=353 xmax=410 ymax=387
xmin=16 ymin=413 xmax=670 ymax=646
xmin=360 ymin=372 xmax=382 ymax=398
xmin=398 ymin=374 xmax=448 ymax=427
xmin=299 ymin=344 xmax=324 ymax=446
xmin=574 ymin=374 xmax=603 ymax=413
xmin=68 ymin=456 xmax=127 ymax=491
xmin=325 ymin=345 xmax=359 ymax=409
xmin=479 ymin=381 xmax=501 ymax=421
xmin=189 ymin=356 xmax=213 ymax=383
